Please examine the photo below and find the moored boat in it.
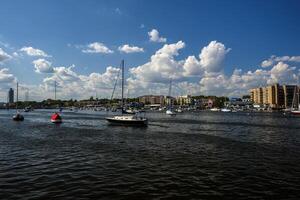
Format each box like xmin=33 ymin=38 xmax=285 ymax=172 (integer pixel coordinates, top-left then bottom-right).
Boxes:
xmin=106 ymin=115 xmax=148 ymax=126
xmin=106 ymin=60 xmax=148 ymax=126
xmin=13 ymin=112 xmax=24 ymax=121
xmin=221 ymin=108 xmax=231 ymax=112
xmin=12 ymin=82 xmax=24 ymax=121
xmin=291 ymin=86 xmax=300 ymax=116
xmin=166 ymin=109 xmax=176 ymax=115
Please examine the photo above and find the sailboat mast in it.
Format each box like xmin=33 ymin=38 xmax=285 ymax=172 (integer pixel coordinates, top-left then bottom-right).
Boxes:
xmin=54 ymin=81 xmax=57 ymax=100
xmin=16 ymin=82 xmax=18 ymax=110
xmin=297 ymin=78 xmax=300 ymax=110
xmin=168 ymin=78 xmax=172 ymax=107
xmin=121 ymin=60 xmax=124 ymax=110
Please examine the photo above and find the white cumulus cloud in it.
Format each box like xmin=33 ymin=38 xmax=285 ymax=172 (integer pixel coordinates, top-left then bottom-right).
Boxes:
xmin=199 ymin=41 xmax=231 ymax=73
xmin=148 ymin=29 xmax=167 ymax=43
xmin=0 ymin=48 xmax=12 ymax=62
xmin=118 ymin=44 xmax=144 ymax=53
xmin=33 ymin=58 xmax=54 ymax=73
xmin=20 ymin=46 xmax=50 ymax=57
xmin=82 ymin=42 xmax=113 ymax=54
xmin=261 ymin=55 xmax=300 ymax=67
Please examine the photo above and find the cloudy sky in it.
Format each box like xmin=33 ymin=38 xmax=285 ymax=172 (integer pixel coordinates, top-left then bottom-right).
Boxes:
xmin=0 ymin=0 xmax=299 ymax=101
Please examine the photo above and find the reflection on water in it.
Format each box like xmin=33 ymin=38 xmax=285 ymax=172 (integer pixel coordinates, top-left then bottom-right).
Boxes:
xmin=0 ymin=109 xmax=300 ymax=199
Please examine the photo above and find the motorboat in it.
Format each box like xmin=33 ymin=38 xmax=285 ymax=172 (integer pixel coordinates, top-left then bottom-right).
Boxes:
xmin=210 ymin=108 xmax=220 ymax=112
xmin=51 ymin=112 xmax=62 ymax=123
xmin=176 ymin=108 xmax=183 ymax=113
xmin=221 ymin=108 xmax=231 ymax=112
xmin=166 ymin=109 xmax=176 ymax=116
xmin=13 ymin=112 xmax=24 ymax=121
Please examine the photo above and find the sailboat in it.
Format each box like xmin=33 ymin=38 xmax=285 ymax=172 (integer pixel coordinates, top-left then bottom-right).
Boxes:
xmin=106 ymin=60 xmax=148 ymax=126
xmin=13 ymin=82 xmax=24 ymax=121
xmin=51 ymin=81 xmax=62 ymax=123
xmin=291 ymin=86 xmax=300 ymax=116
xmin=166 ymin=79 xmax=176 ymax=116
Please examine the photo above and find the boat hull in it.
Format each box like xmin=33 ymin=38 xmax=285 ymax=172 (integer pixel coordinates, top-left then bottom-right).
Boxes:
xmin=106 ymin=117 xmax=148 ymax=126
xmin=51 ymin=119 xmax=62 ymax=123
xmin=13 ymin=115 xmax=24 ymax=121
xmin=291 ymin=111 xmax=300 ymax=116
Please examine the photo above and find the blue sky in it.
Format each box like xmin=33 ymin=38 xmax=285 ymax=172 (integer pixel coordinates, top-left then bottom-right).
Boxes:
xmin=0 ymin=0 xmax=300 ymax=101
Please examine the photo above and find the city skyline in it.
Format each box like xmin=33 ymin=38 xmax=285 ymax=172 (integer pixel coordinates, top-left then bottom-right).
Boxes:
xmin=0 ymin=0 xmax=300 ymax=101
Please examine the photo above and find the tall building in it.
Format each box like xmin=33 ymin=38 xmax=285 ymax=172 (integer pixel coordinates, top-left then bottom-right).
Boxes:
xmin=283 ymin=85 xmax=298 ymax=108
xmin=8 ymin=88 xmax=14 ymax=104
xmin=250 ymin=84 xmax=298 ymax=109
xmin=250 ymin=87 xmax=263 ymax=104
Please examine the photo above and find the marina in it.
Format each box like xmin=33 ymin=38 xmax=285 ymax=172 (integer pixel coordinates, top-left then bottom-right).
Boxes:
xmin=1 ymin=0 xmax=300 ymax=199
xmin=0 ymin=109 xmax=300 ymax=199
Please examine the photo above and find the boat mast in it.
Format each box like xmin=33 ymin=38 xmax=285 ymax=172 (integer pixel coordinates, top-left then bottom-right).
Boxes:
xmin=121 ymin=60 xmax=124 ymax=113
xmin=54 ymin=80 xmax=57 ymax=100
xmin=16 ymin=82 xmax=18 ymax=111
xmin=168 ymin=78 xmax=172 ymax=107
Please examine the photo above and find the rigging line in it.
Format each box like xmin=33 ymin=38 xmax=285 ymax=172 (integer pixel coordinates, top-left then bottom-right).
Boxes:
xmin=110 ymin=64 xmax=121 ymax=101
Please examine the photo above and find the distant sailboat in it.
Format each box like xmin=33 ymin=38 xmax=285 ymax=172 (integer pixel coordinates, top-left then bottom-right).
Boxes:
xmin=106 ymin=60 xmax=148 ymax=126
xmin=13 ymin=82 xmax=24 ymax=121
xmin=166 ymin=79 xmax=176 ymax=116
xmin=291 ymin=86 xmax=300 ymax=116
xmin=51 ymin=81 xmax=62 ymax=123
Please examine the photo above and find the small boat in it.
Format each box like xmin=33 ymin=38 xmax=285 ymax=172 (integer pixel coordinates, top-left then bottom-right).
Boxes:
xmin=106 ymin=115 xmax=148 ymax=126
xmin=291 ymin=86 xmax=300 ymax=116
xmin=165 ymin=79 xmax=176 ymax=116
xmin=13 ymin=112 xmax=24 ymax=121
xmin=12 ymin=82 xmax=24 ymax=121
xmin=166 ymin=109 xmax=176 ymax=115
xmin=210 ymin=108 xmax=220 ymax=112
xmin=51 ymin=112 xmax=62 ymax=123
xmin=176 ymin=108 xmax=183 ymax=113
xmin=106 ymin=60 xmax=148 ymax=126
xmin=24 ymin=106 xmax=33 ymax=112
xmin=221 ymin=108 xmax=231 ymax=112
xmin=124 ymin=109 xmax=137 ymax=114
xmin=291 ymin=110 xmax=300 ymax=115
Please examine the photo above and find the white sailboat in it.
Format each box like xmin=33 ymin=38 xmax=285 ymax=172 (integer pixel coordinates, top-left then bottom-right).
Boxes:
xmin=12 ymin=82 xmax=24 ymax=121
xmin=291 ymin=86 xmax=300 ymax=116
xmin=106 ymin=60 xmax=148 ymax=126
xmin=166 ymin=79 xmax=176 ymax=116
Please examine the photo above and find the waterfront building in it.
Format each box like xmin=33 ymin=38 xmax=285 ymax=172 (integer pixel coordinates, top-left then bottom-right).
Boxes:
xmin=164 ymin=96 xmax=176 ymax=106
xmin=250 ymin=84 xmax=298 ymax=109
xmin=8 ymin=88 xmax=14 ymax=104
xmin=250 ymin=87 xmax=263 ymax=104
xmin=176 ymin=95 xmax=193 ymax=106
xmin=138 ymin=95 xmax=165 ymax=106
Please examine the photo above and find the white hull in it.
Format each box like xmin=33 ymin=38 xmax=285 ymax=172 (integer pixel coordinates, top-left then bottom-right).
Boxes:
xmin=51 ymin=119 xmax=62 ymax=123
xmin=291 ymin=110 xmax=300 ymax=115
xmin=166 ymin=110 xmax=176 ymax=115
xmin=221 ymin=108 xmax=231 ymax=112
xmin=106 ymin=115 xmax=148 ymax=126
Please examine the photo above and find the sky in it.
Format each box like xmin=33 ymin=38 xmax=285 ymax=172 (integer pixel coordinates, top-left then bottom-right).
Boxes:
xmin=0 ymin=0 xmax=300 ymax=101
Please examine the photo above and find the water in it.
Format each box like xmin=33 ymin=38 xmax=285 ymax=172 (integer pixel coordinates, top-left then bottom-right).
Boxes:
xmin=0 ymin=109 xmax=300 ymax=199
